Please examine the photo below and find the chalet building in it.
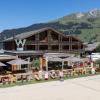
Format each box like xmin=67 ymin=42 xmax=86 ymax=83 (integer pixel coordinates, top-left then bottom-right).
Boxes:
xmin=2 ymin=27 xmax=86 ymax=70
xmin=3 ymin=27 xmax=85 ymax=56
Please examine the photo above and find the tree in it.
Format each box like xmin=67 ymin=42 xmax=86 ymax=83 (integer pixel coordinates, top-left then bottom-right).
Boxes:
xmin=87 ymin=17 xmax=96 ymax=23
xmin=95 ymin=45 xmax=100 ymax=52
xmin=32 ymin=58 xmax=40 ymax=69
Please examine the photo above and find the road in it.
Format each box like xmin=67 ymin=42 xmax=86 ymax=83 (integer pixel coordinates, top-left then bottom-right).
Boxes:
xmin=0 ymin=75 xmax=100 ymax=100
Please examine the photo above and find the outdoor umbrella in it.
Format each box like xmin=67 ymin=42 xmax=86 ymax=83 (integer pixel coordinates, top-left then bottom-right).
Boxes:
xmin=7 ymin=58 xmax=30 ymax=65
xmin=48 ymin=57 xmax=63 ymax=70
xmin=63 ymin=57 xmax=82 ymax=62
xmin=48 ymin=57 xmax=62 ymax=62
xmin=62 ymin=57 xmax=83 ymax=68
xmin=0 ymin=62 xmax=6 ymax=66
xmin=7 ymin=58 xmax=30 ymax=71
xmin=0 ymin=62 xmax=6 ymax=73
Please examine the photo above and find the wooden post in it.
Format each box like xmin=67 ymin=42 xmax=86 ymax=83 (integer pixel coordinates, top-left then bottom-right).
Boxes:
xmin=69 ymin=36 xmax=72 ymax=52
xmin=59 ymin=36 xmax=62 ymax=52
xmin=59 ymin=35 xmax=61 ymax=52
xmin=35 ymin=34 xmax=39 ymax=50
xmin=48 ymin=30 xmax=52 ymax=51
xmin=78 ymin=42 xmax=81 ymax=53
xmin=39 ymin=57 xmax=43 ymax=70
xmin=45 ymin=57 xmax=48 ymax=72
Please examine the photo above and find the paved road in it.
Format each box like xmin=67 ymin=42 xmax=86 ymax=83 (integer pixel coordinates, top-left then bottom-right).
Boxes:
xmin=0 ymin=75 xmax=100 ymax=100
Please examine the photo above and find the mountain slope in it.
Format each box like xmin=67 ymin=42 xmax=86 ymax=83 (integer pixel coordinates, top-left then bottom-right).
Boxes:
xmin=0 ymin=9 xmax=100 ymax=43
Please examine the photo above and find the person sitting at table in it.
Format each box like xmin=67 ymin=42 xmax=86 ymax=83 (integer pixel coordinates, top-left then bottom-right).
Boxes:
xmin=49 ymin=70 xmax=56 ymax=79
xmin=38 ymin=70 xmax=43 ymax=80
xmin=44 ymin=71 xmax=49 ymax=80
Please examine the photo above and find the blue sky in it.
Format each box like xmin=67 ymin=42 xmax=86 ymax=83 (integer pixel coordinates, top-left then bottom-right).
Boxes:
xmin=0 ymin=0 xmax=100 ymax=32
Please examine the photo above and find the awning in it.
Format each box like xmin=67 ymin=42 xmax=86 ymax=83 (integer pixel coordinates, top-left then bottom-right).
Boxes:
xmin=0 ymin=62 xmax=6 ymax=66
xmin=7 ymin=58 xmax=30 ymax=65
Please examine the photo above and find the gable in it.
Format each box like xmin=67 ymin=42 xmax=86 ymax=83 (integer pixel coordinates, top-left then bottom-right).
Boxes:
xmin=3 ymin=27 xmax=83 ymax=44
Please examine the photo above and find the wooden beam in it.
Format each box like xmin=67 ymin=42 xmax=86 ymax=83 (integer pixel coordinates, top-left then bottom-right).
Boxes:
xmin=35 ymin=34 xmax=39 ymax=50
xmin=48 ymin=30 xmax=52 ymax=50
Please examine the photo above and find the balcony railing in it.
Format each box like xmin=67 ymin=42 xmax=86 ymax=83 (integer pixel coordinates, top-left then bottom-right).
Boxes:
xmin=25 ymin=40 xmax=81 ymax=46
xmin=25 ymin=41 xmax=36 ymax=45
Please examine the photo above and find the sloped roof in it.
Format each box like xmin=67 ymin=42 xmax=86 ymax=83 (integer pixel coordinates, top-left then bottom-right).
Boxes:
xmin=4 ymin=27 xmax=52 ymax=42
xmin=0 ymin=62 xmax=6 ymax=66
xmin=3 ymin=27 xmax=82 ymax=43
xmin=7 ymin=58 xmax=30 ymax=65
xmin=0 ymin=54 xmax=17 ymax=60
xmin=85 ymin=42 xmax=100 ymax=51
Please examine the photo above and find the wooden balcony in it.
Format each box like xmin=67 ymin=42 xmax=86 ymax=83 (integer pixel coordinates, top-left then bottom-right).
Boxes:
xmin=25 ymin=41 xmax=36 ymax=45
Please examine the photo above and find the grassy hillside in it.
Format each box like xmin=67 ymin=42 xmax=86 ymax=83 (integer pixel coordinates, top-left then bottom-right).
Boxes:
xmin=0 ymin=9 xmax=100 ymax=43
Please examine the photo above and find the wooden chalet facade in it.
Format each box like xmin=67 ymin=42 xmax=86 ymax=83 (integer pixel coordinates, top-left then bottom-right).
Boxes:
xmin=3 ymin=27 xmax=85 ymax=55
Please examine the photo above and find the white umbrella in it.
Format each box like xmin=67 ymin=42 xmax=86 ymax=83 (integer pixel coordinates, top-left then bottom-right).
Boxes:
xmin=62 ymin=57 xmax=83 ymax=67
xmin=7 ymin=58 xmax=30 ymax=65
xmin=48 ymin=57 xmax=62 ymax=62
xmin=48 ymin=57 xmax=64 ymax=70
xmin=63 ymin=57 xmax=82 ymax=62
xmin=7 ymin=58 xmax=31 ymax=71
xmin=0 ymin=62 xmax=6 ymax=66
xmin=45 ymin=57 xmax=62 ymax=71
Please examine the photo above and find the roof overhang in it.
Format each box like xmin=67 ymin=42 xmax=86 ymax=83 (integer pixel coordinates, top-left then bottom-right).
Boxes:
xmin=3 ymin=27 xmax=83 ymax=44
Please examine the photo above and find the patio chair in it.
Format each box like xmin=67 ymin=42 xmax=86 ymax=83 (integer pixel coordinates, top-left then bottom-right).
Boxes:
xmin=49 ymin=72 xmax=56 ymax=79
xmin=12 ymin=75 xmax=17 ymax=83
xmin=85 ymin=67 xmax=91 ymax=75
xmin=1 ymin=76 xmax=9 ymax=85
xmin=1 ymin=77 xmax=6 ymax=85
xmin=82 ymin=67 xmax=87 ymax=75
xmin=34 ymin=74 xmax=40 ymax=81
xmin=44 ymin=72 xmax=49 ymax=80
xmin=71 ymin=69 xmax=78 ymax=76
xmin=66 ymin=69 xmax=73 ymax=77
xmin=33 ymin=72 xmax=40 ymax=81
xmin=20 ymin=75 xmax=28 ymax=83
